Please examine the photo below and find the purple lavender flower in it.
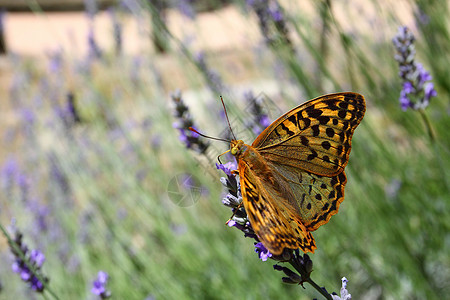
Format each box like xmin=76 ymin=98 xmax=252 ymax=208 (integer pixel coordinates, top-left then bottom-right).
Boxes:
xmin=171 ymin=90 xmax=209 ymax=153
xmin=194 ymin=51 xmax=225 ymax=95
xmin=108 ymin=8 xmax=122 ymax=55
xmin=255 ymin=242 xmax=272 ymax=261
xmin=393 ymin=26 xmax=437 ymax=111
xmin=66 ymin=92 xmax=82 ymax=124
xmin=87 ymin=25 xmax=102 ymax=60
xmin=91 ymin=271 xmax=111 ymax=299
xmin=1 ymin=157 xmax=18 ymax=191
xmin=176 ymin=0 xmax=196 ymax=20
xmin=9 ymin=226 xmax=48 ymax=292
xmin=130 ymin=56 xmax=142 ymax=87
xmin=216 ymin=161 xmax=235 ymax=177
xmin=47 ymin=49 xmax=63 ymax=73
xmin=247 ymin=0 xmax=292 ymax=48
xmin=244 ymin=91 xmax=271 ymax=136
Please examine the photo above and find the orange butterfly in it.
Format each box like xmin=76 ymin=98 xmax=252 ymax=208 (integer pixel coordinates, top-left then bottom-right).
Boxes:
xmin=228 ymin=92 xmax=366 ymax=255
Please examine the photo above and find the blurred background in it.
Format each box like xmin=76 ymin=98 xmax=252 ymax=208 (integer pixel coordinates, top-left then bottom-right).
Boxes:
xmin=0 ymin=0 xmax=448 ymax=299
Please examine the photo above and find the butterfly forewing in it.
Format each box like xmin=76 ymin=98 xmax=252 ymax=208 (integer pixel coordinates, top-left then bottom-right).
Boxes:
xmin=239 ymin=160 xmax=317 ymax=255
xmin=253 ymin=93 xmax=366 ymax=176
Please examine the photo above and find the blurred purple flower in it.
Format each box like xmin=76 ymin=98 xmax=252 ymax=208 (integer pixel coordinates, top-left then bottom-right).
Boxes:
xmin=1 ymin=157 xmax=18 ymax=198
xmin=176 ymin=0 xmax=196 ymax=19
xmin=268 ymin=1 xmax=283 ymax=22
xmin=120 ymin=0 xmax=140 ymax=14
xmin=2 ymin=157 xmax=18 ymax=182
xmin=247 ymin=0 xmax=292 ymax=47
xmin=48 ymin=152 xmax=71 ymax=194
xmin=108 ymin=8 xmax=122 ymax=55
xmin=171 ymin=90 xmax=209 ymax=153
xmin=87 ymin=25 xmax=102 ymax=60
xmin=244 ymin=91 xmax=271 ymax=135
xmin=393 ymin=26 xmax=437 ymax=111
xmin=194 ymin=51 xmax=225 ymax=95
xmin=47 ymin=49 xmax=63 ymax=73
xmin=91 ymin=271 xmax=111 ymax=299
xmin=130 ymin=56 xmax=142 ymax=86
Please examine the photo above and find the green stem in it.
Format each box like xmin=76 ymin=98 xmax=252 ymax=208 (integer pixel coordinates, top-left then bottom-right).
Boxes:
xmin=289 ymin=258 xmax=333 ymax=300
xmin=0 ymin=223 xmax=60 ymax=300
xmin=306 ymin=277 xmax=334 ymax=300
xmin=418 ymin=108 xmax=436 ymax=142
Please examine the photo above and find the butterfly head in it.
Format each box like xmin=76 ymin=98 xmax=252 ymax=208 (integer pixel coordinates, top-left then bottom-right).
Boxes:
xmin=230 ymin=140 xmax=246 ymax=157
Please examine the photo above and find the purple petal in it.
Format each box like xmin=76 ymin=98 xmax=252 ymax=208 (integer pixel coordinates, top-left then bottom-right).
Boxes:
xmin=254 ymin=242 xmax=272 ymax=261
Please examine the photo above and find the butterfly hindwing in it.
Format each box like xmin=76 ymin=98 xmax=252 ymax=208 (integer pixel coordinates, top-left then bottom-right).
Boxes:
xmin=253 ymin=92 xmax=366 ymax=176
xmin=268 ymin=162 xmax=347 ymax=231
xmin=239 ymin=160 xmax=317 ymax=255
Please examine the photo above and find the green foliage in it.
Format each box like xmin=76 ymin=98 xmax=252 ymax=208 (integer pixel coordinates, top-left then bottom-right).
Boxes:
xmin=0 ymin=0 xmax=448 ymax=299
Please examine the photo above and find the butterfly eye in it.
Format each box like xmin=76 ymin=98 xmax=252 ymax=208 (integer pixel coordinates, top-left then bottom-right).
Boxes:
xmin=231 ymin=147 xmax=238 ymax=155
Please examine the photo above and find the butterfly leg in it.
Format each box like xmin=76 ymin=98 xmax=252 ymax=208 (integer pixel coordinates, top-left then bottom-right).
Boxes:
xmin=225 ymin=201 xmax=244 ymax=225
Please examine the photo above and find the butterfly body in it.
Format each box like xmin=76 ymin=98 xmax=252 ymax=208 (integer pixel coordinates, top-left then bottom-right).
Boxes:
xmin=229 ymin=92 xmax=366 ymax=255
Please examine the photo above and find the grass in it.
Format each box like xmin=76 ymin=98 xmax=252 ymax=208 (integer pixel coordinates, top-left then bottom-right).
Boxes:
xmin=0 ymin=0 xmax=449 ymax=299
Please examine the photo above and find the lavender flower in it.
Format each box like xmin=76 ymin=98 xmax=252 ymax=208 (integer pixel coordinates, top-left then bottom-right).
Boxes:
xmin=393 ymin=26 xmax=437 ymax=111
xmin=331 ymin=277 xmax=352 ymax=300
xmin=194 ymin=52 xmax=225 ymax=95
xmin=255 ymin=242 xmax=272 ymax=261
xmin=47 ymin=49 xmax=63 ymax=73
xmin=8 ymin=226 xmax=48 ymax=292
xmin=247 ymin=0 xmax=292 ymax=48
xmin=243 ymin=91 xmax=271 ymax=136
xmin=108 ymin=8 xmax=122 ymax=55
xmin=1 ymin=157 xmax=18 ymax=195
xmin=176 ymin=0 xmax=196 ymax=20
xmin=172 ymin=90 xmax=209 ymax=153
xmin=87 ymin=25 xmax=102 ymax=60
xmin=91 ymin=271 xmax=111 ymax=299
xmin=247 ymin=0 xmax=270 ymax=44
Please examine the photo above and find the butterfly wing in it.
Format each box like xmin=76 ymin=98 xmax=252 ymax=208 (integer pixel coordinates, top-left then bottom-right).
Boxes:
xmin=238 ymin=159 xmax=317 ymax=255
xmin=268 ymin=162 xmax=347 ymax=231
xmin=253 ymin=92 xmax=366 ymax=177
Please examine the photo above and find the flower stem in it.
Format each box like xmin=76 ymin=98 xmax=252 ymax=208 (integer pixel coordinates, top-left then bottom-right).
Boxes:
xmin=418 ymin=108 xmax=436 ymax=142
xmin=288 ymin=258 xmax=333 ymax=300
xmin=305 ymin=277 xmax=334 ymax=300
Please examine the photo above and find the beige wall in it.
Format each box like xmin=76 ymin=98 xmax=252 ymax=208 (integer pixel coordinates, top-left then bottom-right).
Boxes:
xmin=0 ymin=0 xmax=116 ymax=11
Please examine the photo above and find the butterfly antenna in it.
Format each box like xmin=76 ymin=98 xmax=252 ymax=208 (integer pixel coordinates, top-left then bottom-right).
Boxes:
xmin=220 ymin=96 xmax=237 ymax=140
xmin=189 ymin=127 xmax=230 ymax=143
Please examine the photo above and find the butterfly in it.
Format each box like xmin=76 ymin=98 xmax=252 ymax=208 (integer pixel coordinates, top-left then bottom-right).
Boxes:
xmin=229 ymin=92 xmax=366 ymax=255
